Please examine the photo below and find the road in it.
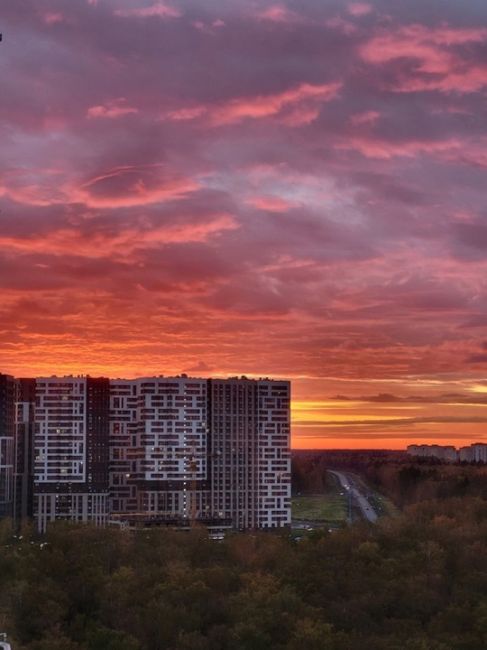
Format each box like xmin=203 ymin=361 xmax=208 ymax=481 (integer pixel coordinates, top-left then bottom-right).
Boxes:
xmin=328 ymin=470 xmax=378 ymax=523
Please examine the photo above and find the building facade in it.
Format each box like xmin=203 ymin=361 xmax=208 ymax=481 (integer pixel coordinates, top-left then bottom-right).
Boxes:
xmin=0 ymin=373 xmax=291 ymax=532
xmin=13 ymin=378 xmax=36 ymax=524
xmin=34 ymin=376 xmax=110 ymax=532
xmin=0 ymin=374 xmax=16 ymax=519
xmin=109 ymin=376 xmax=209 ymax=522
xmin=408 ymin=443 xmax=487 ymax=464
xmin=209 ymin=378 xmax=291 ymax=529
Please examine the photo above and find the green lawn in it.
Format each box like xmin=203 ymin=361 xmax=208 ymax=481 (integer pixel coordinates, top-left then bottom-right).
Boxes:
xmin=292 ymin=470 xmax=348 ymax=523
xmin=292 ymin=494 xmax=347 ymax=522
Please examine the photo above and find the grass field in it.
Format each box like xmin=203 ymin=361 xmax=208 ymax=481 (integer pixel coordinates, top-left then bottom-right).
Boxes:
xmin=292 ymin=472 xmax=348 ymax=523
xmin=292 ymin=494 xmax=348 ymax=523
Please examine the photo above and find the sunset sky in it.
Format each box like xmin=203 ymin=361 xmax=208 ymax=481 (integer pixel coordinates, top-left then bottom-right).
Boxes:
xmin=1 ymin=0 xmax=487 ymax=449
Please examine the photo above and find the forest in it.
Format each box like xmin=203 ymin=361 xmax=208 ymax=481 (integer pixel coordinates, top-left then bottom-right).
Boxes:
xmin=292 ymin=450 xmax=487 ymax=506
xmin=1 ymin=488 xmax=487 ymax=649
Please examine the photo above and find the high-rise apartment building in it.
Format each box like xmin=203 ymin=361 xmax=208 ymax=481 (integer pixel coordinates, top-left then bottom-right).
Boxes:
xmin=0 ymin=374 xmax=16 ymax=519
xmin=34 ymin=376 xmax=110 ymax=532
xmin=1 ymin=372 xmax=291 ymax=532
xmin=13 ymin=378 xmax=36 ymax=524
xmin=256 ymin=380 xmax=291 ymax=528
xmin=209 ymin=378 xmax=291 ymax=529
xmin=110 ymin=376 xmax=209 ymax=522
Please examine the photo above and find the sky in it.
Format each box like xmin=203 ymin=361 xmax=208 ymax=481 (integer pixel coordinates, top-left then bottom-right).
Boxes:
xmin=1 ymin=0 xmax=487 ymax=449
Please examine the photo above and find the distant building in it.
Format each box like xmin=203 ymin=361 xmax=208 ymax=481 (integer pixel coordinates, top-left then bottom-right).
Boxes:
xmin=469 ymin=443 xmax=487 ymax=463
xmin=407 ymin=443 xmax=487 ymax=463
xmin=459 ymin=446 xmax=474 ymax=462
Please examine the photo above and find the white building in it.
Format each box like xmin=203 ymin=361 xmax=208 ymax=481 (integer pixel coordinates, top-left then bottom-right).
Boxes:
xmin=2 ymin=372 xmax=291 ymax=532
xmin=469 ymin=443 xmax=487 ymax=463
xmin=209 ymin=378 xmax=291 ymax=530
xmin=109 ymin=376 xmax=208 ymax=521
xmin=408 ymin=443 xmax=487 ymax=464
xmin=34 ymin=376 xmax=110 ymax=532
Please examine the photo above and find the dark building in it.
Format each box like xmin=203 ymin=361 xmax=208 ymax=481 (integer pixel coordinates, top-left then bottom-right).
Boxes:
xmin=13 ymin=378 xmax=36 ymax=524
xmin=0 ymin=373 xmax=16 ymax=519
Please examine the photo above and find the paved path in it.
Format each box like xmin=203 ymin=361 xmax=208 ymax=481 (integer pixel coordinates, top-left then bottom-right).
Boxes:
xmin=328 ymin=470 xmax=378 ymax=523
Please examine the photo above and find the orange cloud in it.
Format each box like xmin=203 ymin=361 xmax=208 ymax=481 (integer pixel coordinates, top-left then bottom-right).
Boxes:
xmin=0 ymin=214 xmax=239 ymax=258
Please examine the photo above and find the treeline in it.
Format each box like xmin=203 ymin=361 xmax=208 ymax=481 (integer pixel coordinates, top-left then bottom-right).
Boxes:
xmin=292 ymin=451 xmax=487 ymax=507
xmin=1 ymin=497 xmax=487 ymax=649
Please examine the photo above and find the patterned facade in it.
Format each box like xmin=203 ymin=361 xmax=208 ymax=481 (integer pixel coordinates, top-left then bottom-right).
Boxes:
xmin=33 ymin=376 xmax=110 ymax=532
xmin=0 ymin=373 xmax=291 ymax=532
xmin=110 ymin=377 xmax=209 ymax=521
xmin=209 ymin=378 xmax=291 ymax=529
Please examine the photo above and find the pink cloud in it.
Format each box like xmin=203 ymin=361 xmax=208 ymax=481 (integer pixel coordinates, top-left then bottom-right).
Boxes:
xmin=336 ymin=136 xmax=461 ymax=159
xmin=325 ymin=16 xmax=357 ymax=35
xmin=162 ymin=82 xmax=341 ymax=127
xmin=255 ymin=4 xmax=303 ymax=24
xmin=164 ymin=106 xmax=207 ymax=121
xmin=43 ymin=12 xmax=64 ymax=25
xmin=361 ymin=24 xmax=487 ymax=93
xmin=280 ymin=105 xmax=322 ymax=126
xmin=347 ymin=3 xmax=372 ymax=17
xmin=87 ymin=99 xmax=138 ymax=119
xmin=246 ymin=196 xmax=297 ymax=212
xmin=74 ymin=166 xmax=199 ymax=208
xmin=0 ymin=174 xmax=66 ymax=206
xmin=210 ymin=82 xmax=342 ymax=125
xmin=114 ymin=2 xmax=181 ymax=19
xmin=350 ymin=110 xmax=381 ymax=126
